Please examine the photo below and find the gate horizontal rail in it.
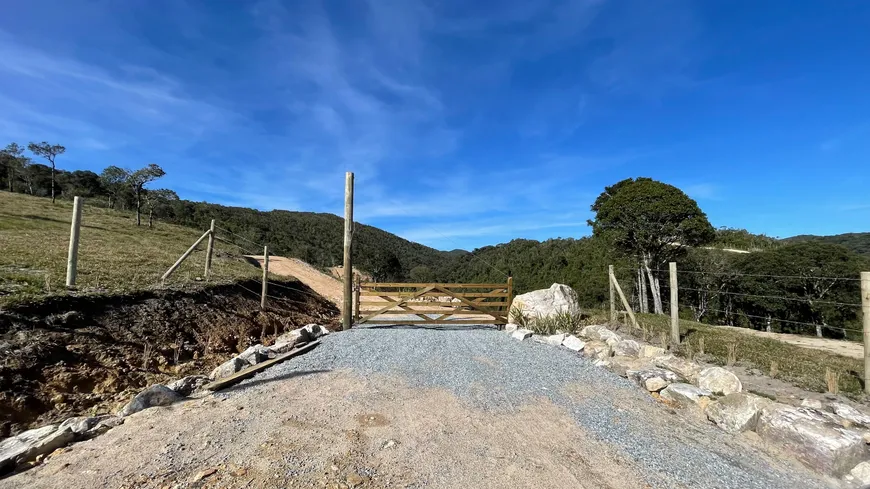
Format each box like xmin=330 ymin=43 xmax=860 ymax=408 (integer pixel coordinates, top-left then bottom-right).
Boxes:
xmin=355 ymin=279 xmax=513 ymax=326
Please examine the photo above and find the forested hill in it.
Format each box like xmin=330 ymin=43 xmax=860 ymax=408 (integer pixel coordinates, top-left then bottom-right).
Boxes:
xmin=782 ymin=233 xmax=870 ymax=257
xmin=161 ymin=200 xmax=452 ymax=276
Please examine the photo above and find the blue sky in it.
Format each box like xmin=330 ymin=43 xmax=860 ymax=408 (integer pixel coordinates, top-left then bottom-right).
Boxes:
xmin=1 ymin=1 xmax=868 ymax=250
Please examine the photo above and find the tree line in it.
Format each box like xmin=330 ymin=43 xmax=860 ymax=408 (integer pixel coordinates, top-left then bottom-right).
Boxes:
xmin=0 ymin=142 xmax=170 ymax=226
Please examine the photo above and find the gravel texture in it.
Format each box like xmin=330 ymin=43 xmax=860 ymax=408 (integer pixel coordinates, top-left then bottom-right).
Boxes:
xmin=229 ymin=325 xmax=830 ymax=489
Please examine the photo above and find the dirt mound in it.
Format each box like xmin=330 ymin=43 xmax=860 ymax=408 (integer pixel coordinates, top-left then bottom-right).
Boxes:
xmin=0 ymin=280 xmax=339 ymax=436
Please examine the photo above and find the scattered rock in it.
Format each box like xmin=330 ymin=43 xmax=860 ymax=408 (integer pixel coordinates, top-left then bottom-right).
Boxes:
xmin=579 ymin=325 xmax=608 ymax=340
xmin=601 ymin=331 xmax=622 ymax=347
xmin=511 ymin=329 xmax=533 ymax=341
xmin=118 ymin=384 xmax=182 ymax=417
xmin=237 ymin=344 xmax=273 ymax=366
xmin=660 ymin=383 xmax=712 ymax=408
xmin=697 ymin=367 xmax=742 ymax=396
xmin=593 ymin=359 xmax=611 ymax=368
xmin=508 ymin=284 xmax=580 ymax=325
xmin=210 ymin=356 xmax=247 ymax=381
xmin=757 ymin=403 xmax=867 ymax=477
xmin=90 ymin=416 xmax=124 ymax=436
xmin=531 ymin=334 xmax=547 ymax=344
xmin=58 ymin=415 xmax=113 ymax=436
xmin=638 ymin=345 xmax=666 ymax=358
xmin=561 ymin=335 xmax=585 ymax=352
xmin=609 ymin=356 xmax=654 ymax=378
xmin=0 ymin=424 xmax=75 ymax=473
xmin=628 ymin=368 xmax=681 ymax=392
xmin=504 ymin=324 xmax=518 ymax=333
xmin=193 ymin=467 xmax=218 ymax=482
xmin=167 ymin=375 xmax=211 ymax=396
xmin=800 ymin=398 xmax=824 ymax=410
xmin=275 ymin=329 xmax=307 ymax=345
xmin=705 ymin=393 xmax=771 ymax=434
xmin=583 ymin=341 xmax=612 ymax=360
xmin=382 ymin=439 xmax=399 ymax=449
xmin=849 ymin=461 xmax=870 ymax=485
xmin=613 ymin=340 xmax=641 ymax=357
xmin=829 ymin=402 xmax=870 ymax=428
xmin=346 ymin=473 xmax=368 ymax=487
xmin=302 ymin=324 xmax=330 ymax=338
xmin=545 ymin=333 xmax=567 ymax=346
xmin=654 ymin=356 xmax=702 ymax=383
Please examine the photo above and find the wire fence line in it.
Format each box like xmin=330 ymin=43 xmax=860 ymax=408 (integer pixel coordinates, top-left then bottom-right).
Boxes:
xmin=677 ymin=286 xmax=863 ymax=308
xmin=214 ymin=225 xmax=266 ymax=250
xmin=614 ymin=266 xmax=862 ymax=282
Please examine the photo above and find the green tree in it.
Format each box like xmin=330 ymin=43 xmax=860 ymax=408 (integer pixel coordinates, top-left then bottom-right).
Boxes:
xmin=589 ymin=177 xmax=715 ymax=314
xmin=0 ymin=143 xmax=26 ymax=192
xmin=143 ymin=188 xmax=179 ymax=228
xmin=128 ymin=163 xmax=166 ymax=226
xmin=366 ymin=249 xmax=403 ymax=282
xmin=409 ymin=265 xmax=434 ymax=283
xmin=27 ymin=142 xmax=65 ymax=203
xmin=100 ymin=166 xmax=130 ymax=209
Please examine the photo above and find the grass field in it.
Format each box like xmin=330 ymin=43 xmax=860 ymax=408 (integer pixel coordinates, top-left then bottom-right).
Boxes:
xmin=0 ymin=192 xmax=261 ymax=306
xmin=619 ymin=311 xmax=865 ymax=396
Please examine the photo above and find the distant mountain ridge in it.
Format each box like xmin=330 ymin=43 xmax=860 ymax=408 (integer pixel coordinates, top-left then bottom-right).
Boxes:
xmin=782 ymin=232 xmax=870 ymax=257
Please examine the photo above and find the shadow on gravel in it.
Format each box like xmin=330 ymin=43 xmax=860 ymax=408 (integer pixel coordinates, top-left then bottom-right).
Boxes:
xmin=222 ymin=369 xmax=331 ymax=394
xmin=357 ymin=324 xmax=500 ymax=331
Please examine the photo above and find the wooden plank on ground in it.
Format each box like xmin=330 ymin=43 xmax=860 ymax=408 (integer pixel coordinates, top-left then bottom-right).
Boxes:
xmin=359 ymin=301 xmax=510 ymax=307
xmin=360 ymin=291 xmax=508 ymax=298
xmin=203 ymin=340 xmax=321 ymax=391
xmin=371 ymin=309 xmax=497 ymax=315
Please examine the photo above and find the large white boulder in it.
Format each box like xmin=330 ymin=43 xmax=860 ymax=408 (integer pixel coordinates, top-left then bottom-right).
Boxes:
xmin=705 ymin=393 xmax=771 ymax=434
xmin=697 ymin=367 xmax=742 ymax=395
xmin=0 ymin=424 xmax=75 ymax=473
xmin=118 ymin=384 xmax=182 ymax=417
xmin=508 ymin=284 xmax=580 ymax=324
xmin=829 ymin=402 xmax=870 ymax=428
xmin=757 ymin=403 xmax=867 ymax=477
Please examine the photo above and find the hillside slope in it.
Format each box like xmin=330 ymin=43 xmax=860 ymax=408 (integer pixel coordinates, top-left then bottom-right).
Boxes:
xmin=158 ymin=200 xmax=454 ymax=279
xmin=783 ymin=232 xmax=870 ymax=256
xmin=0 ymin=192 xmax=260 ymax=304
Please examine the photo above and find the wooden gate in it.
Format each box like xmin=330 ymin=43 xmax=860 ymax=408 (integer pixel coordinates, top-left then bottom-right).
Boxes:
xmin=355 ymin=279 xmax=513 ymax=325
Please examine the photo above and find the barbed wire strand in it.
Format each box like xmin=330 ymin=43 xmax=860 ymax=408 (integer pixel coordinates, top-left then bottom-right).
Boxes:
xmin=214 ymin=225 xmax=266 ymax=249
xmin=213 ymin=234 xmax=260 ymax=256
xmin=648 ymin=267 xmax=862 ymax=282
xmin=697 ymin=306 xmax=865 ymax=334
xmin=677 ymin=287 xmax=862 ymax=308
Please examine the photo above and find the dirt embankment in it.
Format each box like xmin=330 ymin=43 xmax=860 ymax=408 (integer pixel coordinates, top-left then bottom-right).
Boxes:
xmin=0 ymin=280 xmax=339 ymax=437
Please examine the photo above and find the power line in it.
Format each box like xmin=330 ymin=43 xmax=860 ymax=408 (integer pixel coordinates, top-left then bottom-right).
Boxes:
xmin=678 ymin=287 xmax=862 ymax=308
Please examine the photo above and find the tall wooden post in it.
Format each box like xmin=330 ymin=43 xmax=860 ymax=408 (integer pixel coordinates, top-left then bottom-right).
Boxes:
xmin=669 ymin=262 xmax=679 ymax=345
xmin=261 ymin=246 xmax=269 ymax=310
xmin=66 ymin=196 xmax=83 ymax=288
xmin=204 ymin=219 xmax=215 ymax=280
xmin=342 ymin=172 xmax=354 ymax=330
xmin=861 ymin=271 xmax=870 ymax=394
xmin=608 ymin=265 xmax=615 ymax=324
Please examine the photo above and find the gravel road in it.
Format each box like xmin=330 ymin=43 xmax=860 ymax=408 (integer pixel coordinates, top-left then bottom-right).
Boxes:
xmin=4 ymin=325 xmax=835 ymax=489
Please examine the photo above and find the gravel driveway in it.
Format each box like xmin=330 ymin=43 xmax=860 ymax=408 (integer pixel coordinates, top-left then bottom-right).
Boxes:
xmin=3 ymin=325 xmax=834 ymax=489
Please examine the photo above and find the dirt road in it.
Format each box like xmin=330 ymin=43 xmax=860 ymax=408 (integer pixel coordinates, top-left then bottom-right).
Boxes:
xmin=4 ymin=328 xmax=831 ymax=489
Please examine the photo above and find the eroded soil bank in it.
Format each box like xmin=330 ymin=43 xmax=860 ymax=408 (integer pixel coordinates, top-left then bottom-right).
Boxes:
xmin=0 ymin=280 xmax=338 ymax=436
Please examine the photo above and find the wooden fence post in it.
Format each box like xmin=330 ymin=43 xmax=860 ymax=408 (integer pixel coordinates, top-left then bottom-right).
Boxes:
xmin=861 ymin=271 xmax=870 ymax=394
xmin=261 ymin=246 xmax=269 ymax=310
xmin=204 ymin=219 xmax=215 ymax=280
xmin=353 ymin=273 xmax=361 ymax=322
xmin=610 ymin=267 xmax=639 ymax=330
xmin=342 ymin=172 xmax=354 ymax=330
xmin=669 ymin=262 xmax=680 ymax=345
xmin=609 ymin=265 xmax=615 ymax=324
xmin=161 ymin=229 xmax=212 ymax=284
xmin=66 ymin=196 xmax=83 ymax=288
